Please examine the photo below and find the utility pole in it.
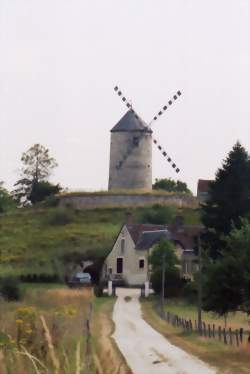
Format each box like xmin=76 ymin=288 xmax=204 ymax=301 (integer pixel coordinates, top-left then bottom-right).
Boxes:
xmin=197 ymin=235 xmax=202 ymax=335
xmin=161 ymin=252 xmax=166 ymax=317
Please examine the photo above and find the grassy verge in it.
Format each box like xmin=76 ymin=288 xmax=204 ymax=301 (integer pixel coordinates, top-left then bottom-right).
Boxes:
xmin=141 ymin=298 xmax=250 ymax=374
xmin=163 ymin=298 xmax=250 ymax=331
xmin=92 ymin=297 xmax=131 ymax=374
xmin=0 ymin=284 xmax=130 ymax=374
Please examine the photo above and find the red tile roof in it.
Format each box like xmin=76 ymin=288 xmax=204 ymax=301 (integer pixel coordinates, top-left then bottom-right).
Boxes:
xmin=197 ymin=179 xmax=212 ymax=194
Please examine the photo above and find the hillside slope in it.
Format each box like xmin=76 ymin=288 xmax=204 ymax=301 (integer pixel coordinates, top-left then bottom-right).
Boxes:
xmin=0 ymin=206 xmax=200 ymax=276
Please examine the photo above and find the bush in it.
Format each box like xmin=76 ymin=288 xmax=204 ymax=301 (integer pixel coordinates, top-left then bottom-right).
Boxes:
xmin=94 ymin=284 xmax=103 ymax=297
xmin=151 ymin=267 xmax=183 ymax=298
xmin=0 ymin=276 xmax=21 ymax=301
xmin=140 ymin=205 xmax=174 ymax=224
xmin=46 ymin=208 xmax=74 ymax=226
xmin=181 ymin=280 xmax=197 ymax=304
xmin=44 ymin=195 xmax=60 ymax=207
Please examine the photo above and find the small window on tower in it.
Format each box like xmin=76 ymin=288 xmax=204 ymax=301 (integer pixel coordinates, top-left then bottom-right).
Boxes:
xmin=133 ymin=137 xmax=139 ymax=146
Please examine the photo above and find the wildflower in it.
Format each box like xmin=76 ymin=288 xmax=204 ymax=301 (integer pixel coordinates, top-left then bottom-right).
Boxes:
xmin=15 ymin=319 xmax=24 ymax=325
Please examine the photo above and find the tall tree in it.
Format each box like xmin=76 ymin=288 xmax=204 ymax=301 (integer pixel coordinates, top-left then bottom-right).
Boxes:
xmin=13 ymin=144 xmax=58 ymax=204
xmin=201 ymin=142 xmax=250 ymax=258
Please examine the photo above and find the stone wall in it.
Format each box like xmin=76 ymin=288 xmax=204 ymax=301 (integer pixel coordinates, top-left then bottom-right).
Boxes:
xmin=59 ymin=193 xmax=198 ymax=210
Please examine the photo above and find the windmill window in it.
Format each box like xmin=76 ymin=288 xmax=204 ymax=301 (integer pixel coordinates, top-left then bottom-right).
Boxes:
xmin=133 ymin=137 xmax=139 ymax=146
xmin=139 ymin=259 xmax=145 ymax=269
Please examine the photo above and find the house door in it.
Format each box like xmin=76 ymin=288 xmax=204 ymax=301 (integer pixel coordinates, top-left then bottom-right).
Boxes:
xmin=116 ymin=258 xmax=123 ymax=274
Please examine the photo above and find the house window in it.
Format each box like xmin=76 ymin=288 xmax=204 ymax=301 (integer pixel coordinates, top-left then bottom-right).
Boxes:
xmin=116 ymin=258 xmax=123 ymax=274
xmin=121 ymin=238 xmax=125 ymax=254
xmin=139 ymin=259 xmax=145 ymax=269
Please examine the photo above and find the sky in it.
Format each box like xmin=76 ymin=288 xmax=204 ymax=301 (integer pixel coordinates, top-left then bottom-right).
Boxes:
xmin=0 ymin=0 xmax=249 ymax=194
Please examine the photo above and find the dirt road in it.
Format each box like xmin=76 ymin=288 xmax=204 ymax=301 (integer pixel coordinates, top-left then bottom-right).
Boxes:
xmin=112 ymin=288 xmax=216 ymax=374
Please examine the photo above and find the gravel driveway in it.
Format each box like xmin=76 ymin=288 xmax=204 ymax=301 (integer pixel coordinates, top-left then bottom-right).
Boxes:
xmin=112 ymin=288 xmax=216 ymax=374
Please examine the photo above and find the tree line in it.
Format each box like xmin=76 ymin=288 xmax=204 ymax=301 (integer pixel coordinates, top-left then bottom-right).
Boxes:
xmin=149 ymin=141 xmax=250 ymax=321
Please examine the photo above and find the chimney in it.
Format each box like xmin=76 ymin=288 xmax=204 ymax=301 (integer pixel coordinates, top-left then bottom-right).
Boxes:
xmin=125 ymin=211 xmax=133 ymax=225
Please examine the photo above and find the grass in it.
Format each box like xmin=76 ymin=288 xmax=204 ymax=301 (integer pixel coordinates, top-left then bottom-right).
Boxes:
xmin=0 ymin=284 xmax=129 ymax=374
xmin=164 ymin=298 xmax=250 ymax=331
xmin=141 ymin=297 xmax=250 ymax=374
xmin=0 ymin=205 xmax=201 ymax=276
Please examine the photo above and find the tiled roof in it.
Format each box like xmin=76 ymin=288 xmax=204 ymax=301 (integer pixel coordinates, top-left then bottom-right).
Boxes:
xmin=126 ymin=223 xmax=204 ymax=250
xmin=197 ymin=179 xmax=212 ymax=194
xmin=111 ymin=110 xmax=152 ymax=133
xmin=126 ymin=224 xmax=167 ymax=244
xmin=136 ymin=230 xmax=172 ymax=250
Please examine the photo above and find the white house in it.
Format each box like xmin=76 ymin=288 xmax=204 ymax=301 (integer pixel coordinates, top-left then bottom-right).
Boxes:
xmin=102 ymin=218 xmax=203 ymax=286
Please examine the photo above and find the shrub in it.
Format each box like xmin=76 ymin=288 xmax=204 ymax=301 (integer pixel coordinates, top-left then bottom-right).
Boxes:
xmin=94 ymin=284 xmax=103 ymax=297
xmin=181 ymin=280 xmax=197 ymax=304
xmin=46 ymin=208 xmax=74 ymax=226
xmin=140 ymin=205 xmax=174 ymax=224
xmin=44 ymin=195 xmax=60 ymax=207
xmin=0 ymin=276 xmax=21 ymax=301
xmin=151 ymin=267 xmax=182 ymax=298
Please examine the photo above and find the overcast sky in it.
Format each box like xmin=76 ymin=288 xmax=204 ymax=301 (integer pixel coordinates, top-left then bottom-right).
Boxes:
xmin=0 ymin=0 xmax=249 ymax=194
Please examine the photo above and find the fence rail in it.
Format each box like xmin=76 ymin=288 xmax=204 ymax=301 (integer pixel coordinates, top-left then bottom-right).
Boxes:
xmin=156 ymin=303 xmax=248 ymax=347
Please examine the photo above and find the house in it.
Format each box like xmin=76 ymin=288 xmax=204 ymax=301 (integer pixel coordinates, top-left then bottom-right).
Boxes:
xmin=102 ymin=216 xmax=203 ymax=286
xmin=197 ymin=179 xmax=213 ymax=203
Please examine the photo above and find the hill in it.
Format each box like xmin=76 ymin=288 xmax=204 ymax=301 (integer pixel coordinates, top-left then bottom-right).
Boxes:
xmin=0 ymin=205 xmax=201 ymax=277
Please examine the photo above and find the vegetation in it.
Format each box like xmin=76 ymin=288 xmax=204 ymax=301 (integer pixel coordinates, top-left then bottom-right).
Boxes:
xmin=0 ymin=285 xmax=126 ymax=373
xmin=12 ymin=144 xmax=60 ymax=205
xmin=0 ymin=276 xmax=21 ymax=301
xmin=0 ymin=183 xmax=16 ymax=212
xmin=202 ymin=141 xmax=250 ymax=259
xmin=142 ymin=298 xmax=250 ymax=374
xmin=149 ymin=239 xmax=182 ymax=297
xmin=153 ymin=178 xmax=191 ymax=194
xmin=0 ymin=205 xmax=200 ymax=278
xmin=139 ymin=205 xmax=174 ymax=224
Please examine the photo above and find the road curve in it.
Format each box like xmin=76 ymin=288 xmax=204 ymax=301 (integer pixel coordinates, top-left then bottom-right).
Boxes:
xmin=112 ymin=288 xmax=216 ymax=374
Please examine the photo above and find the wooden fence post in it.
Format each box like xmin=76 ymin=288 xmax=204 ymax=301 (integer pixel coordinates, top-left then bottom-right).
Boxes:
xmin=195 ymin=320 xmax=197 ymax=331
xmin=239 ymin=328 xmax=243 ymax=344
xmin=235 ymin=330 xmax=239 ymax=347
xmin=203 ymin=322 xmax=207 ymax=337
xmin=208 ymin=324 xmax=211 ymax=338
xmin=223 ymin=328 xmax=227 ymax=344
xmin=212 ymin=324 xmax=215 ymax=338
xmin=218 ymin=326 xmax=222 ymax=341
xmin=229 ymin=328 xmax=233 ymax=345
xmin=189 ymin=320 xmax=193 ymax=331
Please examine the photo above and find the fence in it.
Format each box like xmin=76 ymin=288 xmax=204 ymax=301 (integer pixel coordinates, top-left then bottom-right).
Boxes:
xmin=156 ymin=304 xmax=248 ymax=347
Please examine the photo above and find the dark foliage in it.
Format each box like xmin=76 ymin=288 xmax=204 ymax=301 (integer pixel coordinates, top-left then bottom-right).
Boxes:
xmin=0 ymin=276 xmax=21 ymax=301
xmin=153 ymin=178 xmax=191 ymax=194
xmin=151 ymin=267 xmax=183 ymax=297
xmin=201 ymin=142 xmax=250 ymax=258
xmin=29 ymin=181 xmax=61 ymax=204
xmin=140 ymin=205 xmax=174 ymax=224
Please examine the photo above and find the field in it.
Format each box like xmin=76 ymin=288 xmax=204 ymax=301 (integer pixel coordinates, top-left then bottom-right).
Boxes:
xmin=164 ymin=298 xmax=250 ymax=331
xmin=0 ymin=284 xmax=129 ymax=374
xmin=0 ymin=205 xmax=200 ymax=277
xmin=142 ymin=298 xmax=250 ymax=374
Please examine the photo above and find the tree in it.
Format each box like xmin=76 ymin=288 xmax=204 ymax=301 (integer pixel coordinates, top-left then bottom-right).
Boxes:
xmin=13 ymin=144 xmax=58 ymax=204
xmin=0 ymin=183 xmax=16 ymax=212
xmin=29 ymin=181 xmax=61 ymax=204
xmin=202 ymin=220 xmax=250 ymax=318
xmin=153 ymin=178 xmax=191 ymax=194
xmin=149 ymin=239 xmax=181 ymax=298
xmin=201 ymin=142 xmax=250 ymax=258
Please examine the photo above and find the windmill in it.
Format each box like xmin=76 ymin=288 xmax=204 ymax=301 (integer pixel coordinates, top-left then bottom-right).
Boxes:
xmin=108 ymin=86 xmax=182 ymax=191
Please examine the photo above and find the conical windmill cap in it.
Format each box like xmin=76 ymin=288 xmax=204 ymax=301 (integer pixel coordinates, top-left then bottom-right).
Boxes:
xmin=111 ymin=110 xmax=152 ymax=133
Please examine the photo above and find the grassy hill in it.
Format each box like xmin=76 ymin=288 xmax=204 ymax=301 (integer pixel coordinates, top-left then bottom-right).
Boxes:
xmin=0 ymin=205 xmax=201 ymax=277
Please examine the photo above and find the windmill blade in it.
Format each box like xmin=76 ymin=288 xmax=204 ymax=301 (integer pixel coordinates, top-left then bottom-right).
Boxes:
xmin=149 ymin=91 xmax=182 ymax=126
xmin=114 ymin=85 xmax=133 ymax=109
xmin=113 ymin=85 xmax=181 ymax=172
xmin=152 ymin=137 xmax=180 ymax=173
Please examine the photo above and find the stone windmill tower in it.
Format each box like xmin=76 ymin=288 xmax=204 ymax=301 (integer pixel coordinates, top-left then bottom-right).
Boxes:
xmin=108 ymin=86 xmax=182 ymax=191
xmin=108 ymin=110 xmax=152 ymax=190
